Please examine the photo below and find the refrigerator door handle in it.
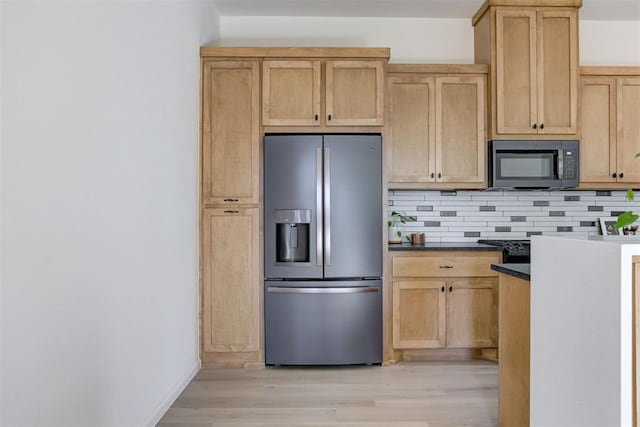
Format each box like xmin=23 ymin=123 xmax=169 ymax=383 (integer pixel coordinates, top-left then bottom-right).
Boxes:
xmin=324 ymin=147 xmax=331 ymax=266
xmin=316 ymin=147 xmax=323 ymax=266
xmin=267 ymin=286 xmax=379 ymax=294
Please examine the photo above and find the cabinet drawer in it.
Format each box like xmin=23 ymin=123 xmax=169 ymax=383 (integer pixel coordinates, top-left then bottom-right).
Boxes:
xmin=392 ymin=254 xmax=500 ymax=278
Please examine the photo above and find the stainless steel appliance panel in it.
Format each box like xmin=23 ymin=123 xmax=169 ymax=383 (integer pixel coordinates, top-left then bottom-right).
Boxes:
xmin=323 ymin=135 xmax=382 ymax=278
xmin=264 ymin=135 xmax=323 ymax=279
xmin=489 ymin=140 xmax=579 ymax=189
xmin=264 ymin=280 xmax=382 ymax=365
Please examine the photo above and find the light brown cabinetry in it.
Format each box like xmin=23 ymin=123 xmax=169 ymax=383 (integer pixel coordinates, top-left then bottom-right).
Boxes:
xmin=498 ymin=272 xmax=531 ymax=427
xmin=262 ymin=59 xmax=385 ymax=127
xmin=446 ymin=278 xmax=497 ymax=348
xmin=391 ymin=251 xmax=500 ymax=353
xmin=387 ymin=65 xmax=487 ymax=189
xmin=474 ymin=1 xmax=580 ymax=139
xmin=200 ymin=56 xmax=262 ymax=365
xmin=200 ymin=48 xmax=389 ymax=366
xmin=202 ymin=208 xmax=260 ymax=354
xmin=202 ymin=60 xmax=260 ymax=206
xmin=393 ymin=280 xmax=446 ymax=349
xmin=579 ymin=68 xmax=640 ymax=188
xmin=262 ymin=60 xmax=321 ymax=126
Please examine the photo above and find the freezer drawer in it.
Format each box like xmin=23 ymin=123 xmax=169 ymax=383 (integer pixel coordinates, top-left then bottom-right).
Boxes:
xmin=265 ymin=280 xmax=382 ymax=365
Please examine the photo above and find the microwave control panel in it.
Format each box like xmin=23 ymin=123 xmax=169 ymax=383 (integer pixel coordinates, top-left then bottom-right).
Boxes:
xmin=563 ymin=149 xmax=577 ymax=180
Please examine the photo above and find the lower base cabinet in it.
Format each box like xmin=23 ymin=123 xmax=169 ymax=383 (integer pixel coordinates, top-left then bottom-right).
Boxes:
xmin=393 ymin=277 xmax=498 ymax=349
xmin=201 ymin=207 xmax=261 ymax=365
xmin=390 ymin=251 xmax=500 ymax=353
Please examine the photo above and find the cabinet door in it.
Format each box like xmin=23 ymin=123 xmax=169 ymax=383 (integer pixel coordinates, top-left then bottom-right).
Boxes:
xmin=393 ymin=280 xmax=446 ymax=349
xmin=202 ymin=61 xmax=259 ymax=205
xmin=580 ymin=77 xmax=617 ymax=183
xmin=202 ymin=207 xmax=260 ymax=353
xmin=325 ymin=60 xmax=384 ymax=126
xmin=435 ymin=76 xmax=486 ymax=184
xmin=387 ymin=75 xmax=435 ymax=185
xmin=537 ymin=10 xmax=578 ymax=135
xmin=262 ymin=60 xmax=321 ymax=126
xmin=446 ymin=278 xmax=497 ymax=348
xmin=496 ymin=9 xmax=538 ymax=135
xmin=617 ymin=78 xmax=640 ymax=183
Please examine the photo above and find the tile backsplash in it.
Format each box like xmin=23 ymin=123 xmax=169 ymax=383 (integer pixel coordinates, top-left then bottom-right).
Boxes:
xmin=388 ymin=190 xmax=640 ymax=242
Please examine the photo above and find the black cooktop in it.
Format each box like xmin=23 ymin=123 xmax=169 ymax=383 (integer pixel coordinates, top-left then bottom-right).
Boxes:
xmin=478 ymin=239 xmax=530 ymax=262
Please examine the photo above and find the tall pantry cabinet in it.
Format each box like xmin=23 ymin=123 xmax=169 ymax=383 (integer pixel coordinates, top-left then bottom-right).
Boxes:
xmin=200 ymin=58 xmax=262 ymax=365
xmin=200 ymin=48 xmax=389 ymax=366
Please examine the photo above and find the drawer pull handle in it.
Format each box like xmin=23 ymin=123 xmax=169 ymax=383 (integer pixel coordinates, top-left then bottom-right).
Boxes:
xmin=224 ymin=198 xmax=239 ymax=202
xmin=224 ymin=210 xmax=239 ymax=214
xmin=439 ymin=265 xmax=454 ymax=269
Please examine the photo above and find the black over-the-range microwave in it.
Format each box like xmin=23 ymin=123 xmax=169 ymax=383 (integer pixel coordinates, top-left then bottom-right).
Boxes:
xmin=488 ymin=140 xmax=579 ymax=189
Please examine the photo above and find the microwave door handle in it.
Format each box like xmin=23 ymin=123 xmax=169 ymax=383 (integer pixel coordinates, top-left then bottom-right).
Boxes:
xmin=558 ymin=150 xmax=564 ymax=179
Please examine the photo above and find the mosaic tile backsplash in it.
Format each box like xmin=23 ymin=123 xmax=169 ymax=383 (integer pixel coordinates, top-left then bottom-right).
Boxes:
xmin=388 ymin=190 xmax=640 ymax=243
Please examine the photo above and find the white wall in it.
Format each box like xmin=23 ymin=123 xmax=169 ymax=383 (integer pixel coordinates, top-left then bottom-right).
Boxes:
xmin=219 ymin=16 xmax=474 ymax=63
xmin=220 ymin=16 xmax=640 ymax=65
xmin=0 ymin=1 xmax=219 ymax=426
xmin=581 ymin=20 xmax=640 ymax=65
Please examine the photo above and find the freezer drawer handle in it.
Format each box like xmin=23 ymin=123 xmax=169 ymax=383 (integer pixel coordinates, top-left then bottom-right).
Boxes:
xmin=267 ymin=286 xmax=379 ymax=294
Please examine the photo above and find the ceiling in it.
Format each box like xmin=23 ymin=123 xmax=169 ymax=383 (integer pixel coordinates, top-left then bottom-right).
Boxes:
xmin=214 ymin=0 xmax=640 ymax=21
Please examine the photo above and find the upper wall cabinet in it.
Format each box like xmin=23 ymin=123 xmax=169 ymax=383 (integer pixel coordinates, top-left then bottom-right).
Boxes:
xmin=580 ymin=68 xmax=640 ymax=188
xmin=473 ymin=1 xmax=580 ymax=140
xmin=325 ymin=60 xmax=385 ymax=126
xmin=386 ymin=65 xmax=488 ymax=189
xmin=202 ymin=60 xmax=260 ymax=205
xmin=262 ymin=60 xmax=321 ymax=126
xmin=262 ymin=58 xmax=385 ymax=127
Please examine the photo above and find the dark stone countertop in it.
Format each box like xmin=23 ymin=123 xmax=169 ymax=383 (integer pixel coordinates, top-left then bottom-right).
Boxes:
xmin=389 ymin=242 xmax=503 ymax=252
xmin=491 ymin=263 xmax=531 ymax=281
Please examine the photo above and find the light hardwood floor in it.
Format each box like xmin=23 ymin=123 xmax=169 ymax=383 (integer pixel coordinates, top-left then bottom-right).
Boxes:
xmin=158 ymin=361 xmax=498 ymax=426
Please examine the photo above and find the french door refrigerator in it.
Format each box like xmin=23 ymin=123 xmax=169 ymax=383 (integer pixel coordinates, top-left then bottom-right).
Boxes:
xmin=264 ymin=134 xmax=382 ymax=365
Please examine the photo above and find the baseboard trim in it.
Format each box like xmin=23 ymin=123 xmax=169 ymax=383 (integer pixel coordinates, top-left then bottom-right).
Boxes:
xmin=143 ymin=359 xmax=201 ymax=426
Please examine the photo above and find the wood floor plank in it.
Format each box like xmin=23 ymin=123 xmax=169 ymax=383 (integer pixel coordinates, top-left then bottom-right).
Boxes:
xmin=158 ymin=361 xmax=498 ymax=426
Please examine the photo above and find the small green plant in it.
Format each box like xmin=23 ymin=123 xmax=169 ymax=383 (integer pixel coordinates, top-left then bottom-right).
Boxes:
xmin=388 ymin=211 xmax=415 ymax=227
xmin=615 ymin=152 xmax=640 ymax=230
xmin=388 ymin=211 xmax=416 ymax=242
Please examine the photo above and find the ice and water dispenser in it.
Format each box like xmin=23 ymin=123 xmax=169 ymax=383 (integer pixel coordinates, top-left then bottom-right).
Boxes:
xmin=274 ymin=209 xmax=311 ymax=263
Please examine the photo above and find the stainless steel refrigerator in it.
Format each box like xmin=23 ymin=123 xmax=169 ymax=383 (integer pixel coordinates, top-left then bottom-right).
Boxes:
xmin=264 ymin=134 xmax=382 ymax=365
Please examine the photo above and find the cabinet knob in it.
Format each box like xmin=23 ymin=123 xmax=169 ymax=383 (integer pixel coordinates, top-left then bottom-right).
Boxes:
xmin=448 ymin=286 xmax=453 ymax=292
xmin=314 ymin=114 xmax=319 ymax=121
xmin=441 ymin=286 xmax=445 ymax=292
xmin=540 ymin=123 xmax=545 ymax=130
xmin=620 ymin=172 xmax=624 ymax=178
xmin=328 ymin=114 xmax=332 ymax=121
xmin=533 ymin=123 xmax=537 ymax=129
xmin=612 ymin=172 xmax=617 ymax=178
xmin=224 ymin=198 xmax=239 ymax=202
xmin=431 ymin=173 xmax=435 ymax=178
xmin=437 ymin=173 xmax=442 ymax=178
